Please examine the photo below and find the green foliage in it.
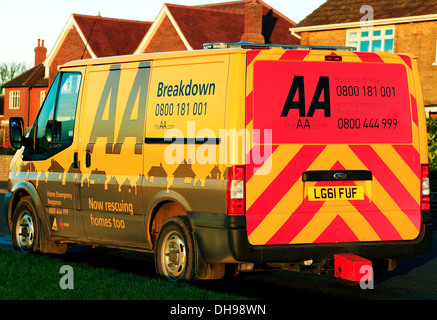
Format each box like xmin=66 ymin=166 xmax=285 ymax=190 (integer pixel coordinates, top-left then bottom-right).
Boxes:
xmin=0 ymin=62 xmax=29 ymax=86
xmin=426 ymin=117 xmax=437 ymax=178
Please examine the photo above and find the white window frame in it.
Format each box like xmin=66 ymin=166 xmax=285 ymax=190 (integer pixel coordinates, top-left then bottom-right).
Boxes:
xmin=40 ymin=90 xmax=47 ymax=106
xmin=346 ymin=26 xmax=395 ymax=53
xmin=9 ymin=90 xmax=20 ymax=109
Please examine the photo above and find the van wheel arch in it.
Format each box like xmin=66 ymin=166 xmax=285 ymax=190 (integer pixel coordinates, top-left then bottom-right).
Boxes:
xmin=9 ymin=189 xmax=32 ymax=231
xmin=149 ymin=201 xmax=187 ymax=250
xmin=9 ymin=188 xmax=67 ymax=255
xmin=147 ymin=200 xmax=225 ymax=280
xmin=155 ymin=215 xmax=196 ymax=281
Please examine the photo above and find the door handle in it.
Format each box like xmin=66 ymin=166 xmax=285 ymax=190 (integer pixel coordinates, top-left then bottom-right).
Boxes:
xmin=73 ymin=152 xmax=79 ymax=169
xmin=86 ymin=152 xmax=91 ymax=168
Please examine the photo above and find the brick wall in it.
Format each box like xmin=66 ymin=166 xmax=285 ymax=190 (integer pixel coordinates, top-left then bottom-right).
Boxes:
xmin=144 ymin=16 xmax=187 ymax=53
xmin=300 ymin=22 xmax=437 ymax=106
xmin=0 ymin=155 xmax=13 ymax=181
xmin=240 ymin=0 xmax=265 ymax=44
xmin=396 ymin=21 xmax=437 ymax=106
xmin=3 ymin=87 xmax=30 ymax=123
xmin=300 ymin=29 xmax=347 ymax=47
xmin=49 ymin=26 xmax=92 ymax=86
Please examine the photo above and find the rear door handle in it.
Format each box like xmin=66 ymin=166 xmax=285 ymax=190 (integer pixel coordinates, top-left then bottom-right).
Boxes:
xmin=86 ymin=152 xmax=91 ymax=168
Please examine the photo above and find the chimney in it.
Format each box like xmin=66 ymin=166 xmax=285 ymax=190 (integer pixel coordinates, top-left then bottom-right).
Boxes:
xmin=34 ymin=39 xmax=47 ymax=66
xmin=240 ymin=0 xmax=265 ymax=44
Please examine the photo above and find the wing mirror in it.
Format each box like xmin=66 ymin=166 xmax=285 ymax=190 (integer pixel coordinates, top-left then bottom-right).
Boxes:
xmin=9 ymin=117 xmax=26 ymax=149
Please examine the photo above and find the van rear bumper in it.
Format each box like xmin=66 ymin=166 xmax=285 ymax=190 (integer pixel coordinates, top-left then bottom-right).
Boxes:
xmin=188 ymin=211 xmax=433 ymax=263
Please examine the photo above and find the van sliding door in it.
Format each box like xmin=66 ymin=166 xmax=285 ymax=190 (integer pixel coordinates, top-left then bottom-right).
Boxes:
xmin=78 ymin=62 xmax=151 ymax=247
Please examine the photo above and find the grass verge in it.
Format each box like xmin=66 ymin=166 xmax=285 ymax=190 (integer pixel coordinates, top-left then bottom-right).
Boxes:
xmin=0 ymin=247 xmax=249 ymax=300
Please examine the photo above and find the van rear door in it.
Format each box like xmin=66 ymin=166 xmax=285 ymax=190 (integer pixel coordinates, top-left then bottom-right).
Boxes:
xmin=245 ymin=49 xmax=423 ymax=246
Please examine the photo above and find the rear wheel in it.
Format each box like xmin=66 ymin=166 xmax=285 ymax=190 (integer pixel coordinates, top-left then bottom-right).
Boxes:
xmin=12 ymin=198 xmax=39 ymax=253
xmin=155 ymin=216 xmax=196 ymax=281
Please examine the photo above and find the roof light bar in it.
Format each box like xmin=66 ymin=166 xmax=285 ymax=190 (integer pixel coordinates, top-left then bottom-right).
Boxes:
xmin=203 ymin=42 xmax=356 ymax=52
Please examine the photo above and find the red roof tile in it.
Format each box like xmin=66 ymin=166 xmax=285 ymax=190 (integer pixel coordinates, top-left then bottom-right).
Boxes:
xmin=73 ymin=14 xmax=152 ymax=57
xmin=195 ymin=0 xmax=298 ymax=44
xmin=1 ymin=64 xmax=47 ymax=88
xmin=296 ymin=0 xmax=437 ymax=27
xmin=167 ymin=4 xmax=245 ymax=49
xmin=166 ymin=0 xmax=299 ymax=48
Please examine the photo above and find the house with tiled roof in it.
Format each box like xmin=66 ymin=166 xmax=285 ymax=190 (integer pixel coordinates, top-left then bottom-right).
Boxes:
xmin=290 ymin=0 xmax=437 ymax=115
xmin=136 ymin=0 xmax=299 ymax=53
xmin=197 ymin=0 xmax=297 ymax=44
xmin=2 ymin=40 xmax=48 ymax=128
xmin=47 ymin=0 xmax=297 ymax=84
xmin=1 ymin=0 xmax=298 ymax=146
xmin=44 ymin=13 xmax=152 ymax=85
xmin=0 ymin=14 xmax=152 ymax=141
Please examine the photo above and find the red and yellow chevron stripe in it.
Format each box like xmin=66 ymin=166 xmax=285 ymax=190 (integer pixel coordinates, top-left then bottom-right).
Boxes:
xmin=244 ymin=49 xmax=425 ymax=246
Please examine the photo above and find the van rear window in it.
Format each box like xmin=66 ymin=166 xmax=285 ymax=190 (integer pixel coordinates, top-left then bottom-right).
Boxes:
xmin=252 ymin=61 xmax=412 ymax=144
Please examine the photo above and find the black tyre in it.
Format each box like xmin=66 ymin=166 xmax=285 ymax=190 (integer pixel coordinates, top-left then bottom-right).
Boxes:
xmin=11 ymin=198 xmax=40 ymax=253
xmin=155 ymin=216 xmax=196 ymax=281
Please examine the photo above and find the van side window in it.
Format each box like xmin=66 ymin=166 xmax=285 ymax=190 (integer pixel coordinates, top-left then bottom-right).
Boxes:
xmin=33 ymin=72 xmax=82 ymax=158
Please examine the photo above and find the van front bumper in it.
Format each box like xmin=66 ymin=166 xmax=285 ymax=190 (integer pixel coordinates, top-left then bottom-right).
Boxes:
xmin=188 ymin=211 xmax=433 ymax=264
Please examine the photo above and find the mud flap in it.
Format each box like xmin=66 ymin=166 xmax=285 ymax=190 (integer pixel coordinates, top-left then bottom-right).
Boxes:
xmin=334 ymin=253 xmax=372 ymax=282
xmin=193 ymin=232 xmax=225 ymax=280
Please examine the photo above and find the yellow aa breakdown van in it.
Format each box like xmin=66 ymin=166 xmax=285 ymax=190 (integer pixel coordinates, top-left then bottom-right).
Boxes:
xmin=6 ymin=42 xmax=433 ymax=284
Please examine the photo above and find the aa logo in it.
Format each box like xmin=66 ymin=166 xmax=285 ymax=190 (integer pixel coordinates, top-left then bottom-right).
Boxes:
xmin=87 ymin=63 xmax=150 ymax=155
xmin=280 ymin=75 xmax=331 ymax=118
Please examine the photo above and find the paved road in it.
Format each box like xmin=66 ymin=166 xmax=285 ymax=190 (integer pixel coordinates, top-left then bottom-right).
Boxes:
xmin=1 ymin=191 xmax=437 ymax=299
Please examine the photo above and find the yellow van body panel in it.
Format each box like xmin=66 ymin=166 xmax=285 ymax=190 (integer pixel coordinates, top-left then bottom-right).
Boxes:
xmin=6 ymin=45 xmax=432 ymax=270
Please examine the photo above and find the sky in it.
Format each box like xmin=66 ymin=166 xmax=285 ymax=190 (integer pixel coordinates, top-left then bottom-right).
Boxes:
xmin=0 ymin=0 xmax=326 ymax=67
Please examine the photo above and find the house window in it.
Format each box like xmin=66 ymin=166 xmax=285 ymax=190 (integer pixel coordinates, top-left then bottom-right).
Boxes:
xmin=9 ymin=91 xmax=20 ymax=109
xmin=40 ymin=90 xmax=47 ymax=106
xmin=347 ymin=27 xmax=394 ymax=54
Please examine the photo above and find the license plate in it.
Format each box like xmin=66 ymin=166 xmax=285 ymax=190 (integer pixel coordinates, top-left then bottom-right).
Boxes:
xmin=308 ymin=186 xmax=364 ymax=201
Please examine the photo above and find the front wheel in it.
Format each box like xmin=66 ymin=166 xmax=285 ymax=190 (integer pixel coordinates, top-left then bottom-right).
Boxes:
xmin=12 ymin=198 xmax=40 ymax=253
xmin=155 ymin=216 xmax=196 ymax=281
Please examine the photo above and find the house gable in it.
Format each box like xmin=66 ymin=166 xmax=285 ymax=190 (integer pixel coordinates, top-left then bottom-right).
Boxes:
xmin=135 ymin=5 xmax=192 ymax=53
xmin=144 ymin=14 xmax=188 ymax=53
xmin=45 ymin=14 xmax=152 ymax=85
xmin=167 ymin=4 xmax=245 ymax=49
xmin=49 ymin=24 xmax=93 ymax=84
xmin=136 ymin=0 xmax=299 ymax=54
xmin=73 ymin=14 xmax=152 ymax=57
xmin=45 ymin=16 xmax=85 ymax=72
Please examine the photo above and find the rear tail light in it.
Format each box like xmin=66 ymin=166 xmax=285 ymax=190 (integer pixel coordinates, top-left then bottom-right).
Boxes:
xmin=227 ymin=165 xmax=245 ymax=215
xmin=421 ymin=164 xmax=430 ymax=211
